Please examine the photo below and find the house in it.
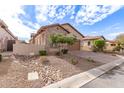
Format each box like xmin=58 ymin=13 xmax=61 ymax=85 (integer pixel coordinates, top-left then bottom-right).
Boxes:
xmin=80 ymin=36 xmax=105 ymax=51
xmin=105 ymin=40 xmax=118 ymax=51
xmin=0 ymin=19 xmax=17 ymax=52
xmin=29 ymin=23 xmax=84 ymax=51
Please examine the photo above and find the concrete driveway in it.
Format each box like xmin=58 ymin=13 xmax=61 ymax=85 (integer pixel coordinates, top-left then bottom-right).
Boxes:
xmin=70 ymin=51 xmax=120 ymax=63
xmin=82 ymin=62 xmax=124 ymax=88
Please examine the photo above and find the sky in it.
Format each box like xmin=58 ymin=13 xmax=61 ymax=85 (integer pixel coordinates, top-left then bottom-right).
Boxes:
xmin=0 ymin=5 xmax=124 ymax=41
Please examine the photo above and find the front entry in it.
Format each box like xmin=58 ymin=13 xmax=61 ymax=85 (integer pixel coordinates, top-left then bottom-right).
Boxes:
xmin=7 ymin=40 xmax=15 ymax=51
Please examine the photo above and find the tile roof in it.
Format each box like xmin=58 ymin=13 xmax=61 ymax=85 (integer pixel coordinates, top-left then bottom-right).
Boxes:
xmin=82 ymin=36 xmax=105 ymax=40
xmin=0 ymin=19 xmax=17 ymax=39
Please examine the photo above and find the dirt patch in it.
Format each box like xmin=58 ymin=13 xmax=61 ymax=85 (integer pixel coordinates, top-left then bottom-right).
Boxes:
xmin=55 ymin=54 xmax=103 ymax=78
xmin=0 ymin=54 xmax=103 ymax=88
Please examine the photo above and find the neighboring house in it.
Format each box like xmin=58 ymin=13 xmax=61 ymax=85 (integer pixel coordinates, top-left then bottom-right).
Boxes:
xmin=29 ymin=23 xmax=84 ymax=50
xmin=105 ymin=40 xmax=118 ymax=51
xmin=0 ymin=19 xmax=17 ymax=52
xmin=80 ymin=36 xmax=105 ymax=51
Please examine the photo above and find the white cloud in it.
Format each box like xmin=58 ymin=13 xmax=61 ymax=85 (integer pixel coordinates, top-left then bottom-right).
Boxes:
xmin=0 ymin=5 xmax=38 ymax=40
xmin=75 ymin=5 xmax=122 ymax=25
xmin=106 ymin=32 xmax=124 ymax=39
xmin=35 ymin=5 xmax=75 ymax=23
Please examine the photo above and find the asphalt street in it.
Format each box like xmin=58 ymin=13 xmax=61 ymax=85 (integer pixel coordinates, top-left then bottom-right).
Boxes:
xmin=82 ymin=63 xmax=124 ymax=88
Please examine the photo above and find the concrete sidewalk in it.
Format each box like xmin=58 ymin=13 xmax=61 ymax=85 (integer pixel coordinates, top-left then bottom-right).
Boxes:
xmin=44 ymin=55 xmax=124 ymax=88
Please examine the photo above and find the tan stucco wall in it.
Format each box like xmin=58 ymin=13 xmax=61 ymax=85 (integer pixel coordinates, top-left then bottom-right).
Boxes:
xmin=0 ymin=27 xmax=15 ymax=51
xmin=105 ymin=42 xmax=117 ymax=51
xmin=80 ymin=38 xmax=105 ymax=51
xmin=13 ymin=43 xmax=45 ymax=55
xmin=61 ymin=24 xmax=84 ymax=40
xmin=34 ymin=26 xmax=68 ymax=49
xmin=80 ymin=40 xmax=93 ymax=51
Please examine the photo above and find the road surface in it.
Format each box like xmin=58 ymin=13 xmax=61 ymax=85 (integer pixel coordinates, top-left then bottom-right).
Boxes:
xmin=82 ymin=63 xmax=124 ymax=88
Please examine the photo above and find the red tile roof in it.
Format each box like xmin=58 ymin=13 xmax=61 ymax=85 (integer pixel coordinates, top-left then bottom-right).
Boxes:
xmin=82 ymin=36 xmax=105 ymax=40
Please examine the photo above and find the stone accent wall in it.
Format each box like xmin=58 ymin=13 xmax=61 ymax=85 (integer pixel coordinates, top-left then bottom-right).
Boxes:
xmin=13 ymin=43 xmax=45 ymax=55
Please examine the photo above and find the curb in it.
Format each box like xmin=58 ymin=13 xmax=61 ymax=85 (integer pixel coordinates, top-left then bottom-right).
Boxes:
xmin=44 ymin=55 xmax=124 ymax=88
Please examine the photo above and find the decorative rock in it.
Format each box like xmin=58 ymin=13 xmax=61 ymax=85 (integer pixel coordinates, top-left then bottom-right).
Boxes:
xmin=28 ymin=71 xmax=39 ymax=80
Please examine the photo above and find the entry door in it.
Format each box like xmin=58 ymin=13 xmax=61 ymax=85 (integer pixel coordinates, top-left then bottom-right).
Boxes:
xmin=7 ymin=40 xmax=15 ymax=51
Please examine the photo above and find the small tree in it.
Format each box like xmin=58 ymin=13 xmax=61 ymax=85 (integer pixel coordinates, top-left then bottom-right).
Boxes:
xmin=115 ymin=34 xmax=124 ymax=52
xmin=93 ymin=40 xmax=105 ymax=52
xmin=50 ymin=34 xmax=76 ymax=55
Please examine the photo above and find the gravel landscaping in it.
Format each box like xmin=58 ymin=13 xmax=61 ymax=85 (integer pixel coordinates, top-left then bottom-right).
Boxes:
xmin=0 ymin=54 xmax=103 ymax=88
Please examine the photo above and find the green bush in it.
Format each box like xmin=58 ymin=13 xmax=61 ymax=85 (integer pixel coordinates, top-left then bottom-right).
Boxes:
xmin=39 ymin=50 xmax=47 ymax=56
xmin=70 ymin=58 xmax=78 ymax=65
xmin=61 ymin=49 xmax=68 ymax=54
xmin=0 ymin=54 xmax=2 ymax=62
xmin=93 ymin=40 xmax=105 ymax=52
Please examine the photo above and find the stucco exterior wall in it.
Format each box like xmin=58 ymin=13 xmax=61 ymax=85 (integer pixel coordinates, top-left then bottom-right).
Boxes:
xmin=80 ymin=40 xmax=93 ymax=51
xmin=0 ymin=27 xmax=15 ymax=52
xmin=13 ymin=43 xmax=45 ymax=55
xmin=80 ymin=38 xmax=105 ymax=51
xmin=105 ymin=42 xmax=117 ymax=51
xmin=34 ymin=26 xmax=68 ymax=49
xmin=61 ymin=24 xmax=84 ymax=40
xmin=46 ymin=26 xmax=68 ymax=48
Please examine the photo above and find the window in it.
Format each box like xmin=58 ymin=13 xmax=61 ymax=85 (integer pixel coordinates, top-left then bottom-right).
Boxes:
xmin=88 ymin=41 xmax=91 ymax=46
xmin=1 ymin=25 xmax=6 ymax=29
xmin=111 ymin=44 xmax=116 ymax=46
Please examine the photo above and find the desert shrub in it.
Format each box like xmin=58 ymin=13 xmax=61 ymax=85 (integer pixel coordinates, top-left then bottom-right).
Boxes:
xmin=70 ymin=58 xmax=78 ymax=65
xmin=113 ymin=45 xmax=121 ymax=52
xmin=86 ymin=57 xmax=95 ymax=62
xmin=93 ymin=40 xmax=105 ymax=52
xmin=39 ymin=50 xmax=47 ymax=56
xmin=0 ymin=54 xmax=2 ymax=62
xmin=40 ymin=56 xmax=49 ymax=65
xmin=92 ymin=46 xmax=98 ymax=52
xmin=61 ymin=49 xmax=68 ymax=54
xmin=50 ymin=34 xmax=76 ymax=56
xmin=56 ymin=51 xmax=61 ymax=56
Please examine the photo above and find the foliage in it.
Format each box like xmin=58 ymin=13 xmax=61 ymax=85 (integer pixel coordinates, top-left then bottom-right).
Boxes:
xmin=50 ymin=34 xmax=77 ymax=55
xmin=39 ymin=50 xmax=47 ymax=56
xmin=93 ymin=40 xmax=105 ymax=52
xmin=40 ymin=56 xmax=49 ymax=65
xmin=116 ymin=34 xmax=124 ymax=50
xmin=0 ymin=54 xmax=2 ymax=62
xmin=70 ymin=58 xmax=78 ymax=65
xmin=61 ymin=49 xmax=68 ymax=54
xmin=50 ymin=34 xmax=76 ymax=46
xmin=116 ymin=34 xmax=124 ymax=45
xmin=55 ymin=51 xmax=61 ymax=56
xmin=86 ymin=57 xmax=95 ymax=62
xmin=113 ymin=44 xmax=122 ymax=51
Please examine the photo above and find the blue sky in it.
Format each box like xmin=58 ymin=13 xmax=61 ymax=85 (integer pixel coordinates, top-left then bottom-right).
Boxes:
xmin=0 ymin=5 xmax=124 ymax=41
